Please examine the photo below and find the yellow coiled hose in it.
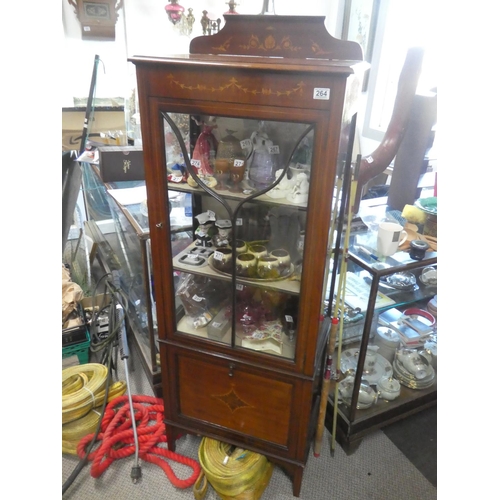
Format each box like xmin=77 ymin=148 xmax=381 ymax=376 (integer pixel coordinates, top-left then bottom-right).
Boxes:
xmin=194 ymin=437 xmax=273 ymax=500
xmin=62 ymin=363 xmax=127 ymax=455
xmin=62 ymin=364 xmax=109 ymax=424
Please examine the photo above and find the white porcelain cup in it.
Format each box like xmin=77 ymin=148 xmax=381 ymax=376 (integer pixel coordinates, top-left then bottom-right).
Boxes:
xmin=399 ymin=350 xmax=428 ymax=380
xmin=377 ymin=222 xmax=408 ymax=256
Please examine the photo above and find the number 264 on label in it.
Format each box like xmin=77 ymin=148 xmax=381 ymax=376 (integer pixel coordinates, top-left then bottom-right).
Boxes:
xmin=313 ymin=88 xmax=330 ymax=100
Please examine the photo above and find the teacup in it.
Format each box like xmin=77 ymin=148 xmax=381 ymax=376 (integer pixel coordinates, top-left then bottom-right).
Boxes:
xmin=397 ymin=349 xmax=428 ymax=379
xmin=236 ymin=253 xmax=257 ymax=277
xmin=257 ymin=256 xmax=280 ymax=280
xmin=212 ymin=247 xmax=233 ymax=273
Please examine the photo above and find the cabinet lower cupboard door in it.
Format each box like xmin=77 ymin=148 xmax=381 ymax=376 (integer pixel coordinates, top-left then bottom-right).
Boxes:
xmin=175 ymin=350 xmax=294 ymax=448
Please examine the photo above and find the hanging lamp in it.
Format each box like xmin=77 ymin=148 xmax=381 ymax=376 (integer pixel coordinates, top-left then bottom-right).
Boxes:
xmin=165 ymin=0 xmax=185 ymax=25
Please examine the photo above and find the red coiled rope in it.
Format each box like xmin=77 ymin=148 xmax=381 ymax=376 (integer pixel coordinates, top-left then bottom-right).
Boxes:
xmin=77 ymin=394 xmax=200 ymax=488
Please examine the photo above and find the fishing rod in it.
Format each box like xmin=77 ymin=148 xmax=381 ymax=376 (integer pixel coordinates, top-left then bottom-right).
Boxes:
xmin=313 ymin=163 xmax=345 ymax=457
xmin=79 ymin=54 xmax=100 ymax=156
xmin=313 ymin=114 xmax=358 ymax=457
xmin=330 ymin=155 xmax=361 ymax=455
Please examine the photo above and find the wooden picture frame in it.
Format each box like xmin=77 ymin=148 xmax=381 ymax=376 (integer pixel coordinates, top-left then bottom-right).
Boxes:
xmin=67 ymin=0 xmax=123 ymax=40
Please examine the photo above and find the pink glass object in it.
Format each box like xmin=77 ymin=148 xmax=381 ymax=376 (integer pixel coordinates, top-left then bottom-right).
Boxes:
xmin=165 ymin=0 xmax=185 ymax=25
xmin=192 ymin=119 xmax=218 ymax=176
xmin=238 ymin=304 xmax=266 ymax=334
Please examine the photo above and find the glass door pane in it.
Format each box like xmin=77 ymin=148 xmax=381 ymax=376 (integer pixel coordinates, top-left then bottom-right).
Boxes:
xmin=162 ymin=111 xmax=315 ymax=362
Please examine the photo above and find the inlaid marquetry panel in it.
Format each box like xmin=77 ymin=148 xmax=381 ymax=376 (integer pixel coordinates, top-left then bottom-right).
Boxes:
xmin=177 ymin=351 xmax=294 ymax=446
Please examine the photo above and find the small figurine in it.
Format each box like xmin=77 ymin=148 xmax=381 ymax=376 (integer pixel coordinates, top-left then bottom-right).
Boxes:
xmin=195 ymin=211 xmax=216 ymax=247
xmin=167 ymin=164 xmax=186 ymax=183
xmin=213 ymin=219 xmax=232 ymax=247
xmin=266 ymin=168 xmax=292 ymax=199
xmin=286 ymin=172 xmax=309 ymax=204
xmin=225 ymin=1 xmax=239 ymax=15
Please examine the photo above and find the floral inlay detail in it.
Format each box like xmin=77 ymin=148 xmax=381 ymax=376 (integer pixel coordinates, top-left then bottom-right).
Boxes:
xmin=212 ymin=34 xmax=329 ymax=55
xmin=242 ymin=34 xmax=299 ymax=52
xmin=310 ymin=41 xmax=333 ymax=56
xmin=214 ymin=387 xmax=253 ymax=413
xmin=167 ymin=74 xmax=305 ymax=98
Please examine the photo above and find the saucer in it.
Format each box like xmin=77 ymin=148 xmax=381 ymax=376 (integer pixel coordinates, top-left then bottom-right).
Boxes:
xmin=340 ymin=348 xmax=393 ymax=385
xmin=392 ymin=359 xmax=436 ymax=389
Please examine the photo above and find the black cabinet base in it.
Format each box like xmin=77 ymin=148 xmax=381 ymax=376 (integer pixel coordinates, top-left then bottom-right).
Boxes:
xmin=325 ymin=389 xmax=437 ymax=455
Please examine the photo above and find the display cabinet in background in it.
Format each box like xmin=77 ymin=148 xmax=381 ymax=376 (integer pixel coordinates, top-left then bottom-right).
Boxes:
xmin=81 ymin=161 xmax=192 ymax=396
xmin=325 ymin=223 xmax=437 ymax=453
xmin=131 ymin=15 xmax=367 ymax=497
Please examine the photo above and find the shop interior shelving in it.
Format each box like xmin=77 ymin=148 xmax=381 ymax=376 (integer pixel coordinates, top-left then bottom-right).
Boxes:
xmin=325 ymin=233 xmax=437 ymax=454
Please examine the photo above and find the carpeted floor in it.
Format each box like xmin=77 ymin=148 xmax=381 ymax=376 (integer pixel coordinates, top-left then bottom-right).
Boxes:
xmin=382 ymin=406 xmax=437 ymax=487
xmin=62 ymin=344 xmax=437 ymax=500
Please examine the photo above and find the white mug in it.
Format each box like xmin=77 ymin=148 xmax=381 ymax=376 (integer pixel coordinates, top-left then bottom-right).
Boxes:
xmin=377 ymin=222 xmax=408 ymax=256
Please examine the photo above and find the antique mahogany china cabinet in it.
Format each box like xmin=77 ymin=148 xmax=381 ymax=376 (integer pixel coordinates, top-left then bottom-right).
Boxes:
xmin=131 ymin=15 xmax=366 ymax=496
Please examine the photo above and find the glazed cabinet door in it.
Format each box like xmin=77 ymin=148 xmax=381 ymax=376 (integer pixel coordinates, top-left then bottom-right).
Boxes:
xmin=150 ymin=104 xmax=337 ymax=373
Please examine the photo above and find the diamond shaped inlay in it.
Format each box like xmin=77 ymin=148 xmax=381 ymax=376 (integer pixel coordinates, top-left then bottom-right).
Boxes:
xmin=213 ymin=387 xmax=253 ymax=413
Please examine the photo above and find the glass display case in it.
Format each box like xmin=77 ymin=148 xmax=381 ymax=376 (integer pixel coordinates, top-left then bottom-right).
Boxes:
xmin=325 ymin=224 xmax=437 ymax=453
xmin=131 ymin=15 xmax=367 ymax=497
xmin=81 ymin=161 xmax=192 ymax=396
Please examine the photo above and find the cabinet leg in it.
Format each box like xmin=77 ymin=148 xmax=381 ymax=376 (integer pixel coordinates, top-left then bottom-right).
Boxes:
xmin=339 ymin=437 xmax=363 ymax=456
xmin=292 ymin=466 xmax=304 ymax=498
xmin=275 ymin=461 xmax=304 ymax=497
xmin=165 ymin=426 xmax=177 ymax=452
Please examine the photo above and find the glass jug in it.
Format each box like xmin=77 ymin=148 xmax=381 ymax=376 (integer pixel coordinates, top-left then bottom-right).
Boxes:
xmin=247 ymin=124 xmax=279 ymax=190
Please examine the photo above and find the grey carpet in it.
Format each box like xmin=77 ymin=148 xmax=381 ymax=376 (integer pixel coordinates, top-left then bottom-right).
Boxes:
xmin=62 ymin=346 xmax=437 ymax=500
xmin=382 ymin=406 xmax=437 ymax=487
